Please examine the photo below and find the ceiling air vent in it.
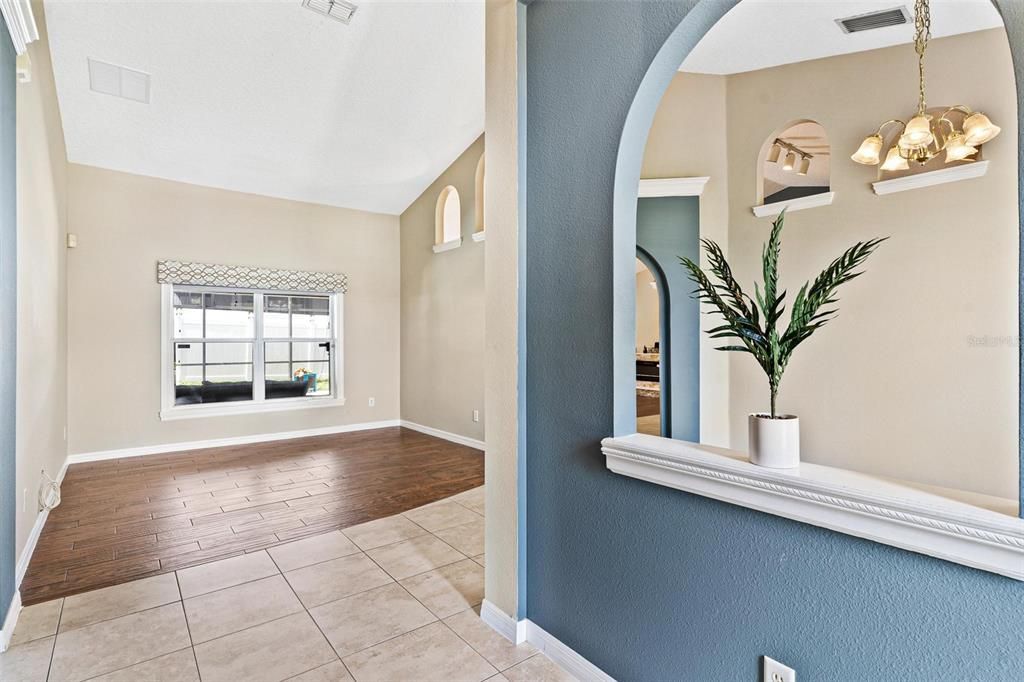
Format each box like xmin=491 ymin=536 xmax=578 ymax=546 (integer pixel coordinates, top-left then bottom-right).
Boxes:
xmin=88 ymin=58 xmax=150 ymax=104
xmin=303 ymin=0 xmax=358 ymax=25
xmin=836 ymin=6 xmax=910 ymax=34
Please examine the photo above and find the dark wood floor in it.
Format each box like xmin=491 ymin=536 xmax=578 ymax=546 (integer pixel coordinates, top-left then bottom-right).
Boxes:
xmin=637 ymin=393 xmax=660 ymax=418
xmin=21 ymin=427 xmax=484 ymax=605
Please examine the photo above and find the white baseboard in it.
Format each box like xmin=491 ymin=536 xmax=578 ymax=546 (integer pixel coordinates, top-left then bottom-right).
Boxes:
xmin=400 ymin=420 xmax=485 ymax=451
xmin=66 ymin=419 xmax=402 ymax=465
xmin=480 ymin=599 xmax=527 ymax=644
xmin=479 ymin=601 xmax=613 ymax=681
xmin=1 ymin=590 xmax=22 ymax=653
xmin=525 ymin=619 xmax=615 ymax=682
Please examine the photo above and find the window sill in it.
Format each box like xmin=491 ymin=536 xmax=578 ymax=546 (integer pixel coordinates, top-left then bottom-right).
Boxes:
xmin=471 ymin=231 xmax=486 ymax=242
xmin=161 ymin=396 xmax=346 ymax=421
xmin=751 ymin=191 xmax=835 ymax=218
xmin=432 ymin=238 xmax=463 ymax=254
xmin=602 ymin=433 xmax=1024 ymax=581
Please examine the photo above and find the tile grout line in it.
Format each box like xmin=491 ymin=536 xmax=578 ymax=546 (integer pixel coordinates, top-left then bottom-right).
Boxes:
xmin=44 ymin=598 xmax=63 ymax=682
xmin=22 ymin=493 xmax=490 ymax=681
xmin=175 ymin=569 xmax=204 ymax=682
xmin=267 ymin=549 xmax=356 ymax=682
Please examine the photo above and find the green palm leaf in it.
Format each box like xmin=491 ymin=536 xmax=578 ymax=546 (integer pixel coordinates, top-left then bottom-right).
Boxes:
xmin=678 ymin=209 xmax=885 ymax=418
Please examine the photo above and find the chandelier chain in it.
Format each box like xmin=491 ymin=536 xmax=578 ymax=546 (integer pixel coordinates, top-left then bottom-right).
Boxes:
xmin=914 ymin=0 xmax=931 ymax=115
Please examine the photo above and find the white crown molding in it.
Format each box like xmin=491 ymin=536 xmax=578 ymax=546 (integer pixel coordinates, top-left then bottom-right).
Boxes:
xmin=638 ymin=176 xmax=710 ymax=198
xmin=603 ymin=433 xmax=1024 ymax=581
xmin=872 ymin=160 xmax=989 ymax=195
xmin=400 ymin=420 xmax=484 ymax=451
xmin=0 ymin=0 xmax=37 ymax=56
xmin=752 ymin=191 xmax=835 ymax=218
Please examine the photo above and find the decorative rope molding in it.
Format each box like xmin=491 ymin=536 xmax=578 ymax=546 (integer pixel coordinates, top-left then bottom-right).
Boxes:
xmin=602 ymin=434 xmax=1024 ymax=580
xmin=157 ymin=260 xmax=347 ymax=293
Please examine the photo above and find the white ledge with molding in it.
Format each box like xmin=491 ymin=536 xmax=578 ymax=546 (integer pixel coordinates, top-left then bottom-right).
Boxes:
xmin=602 ymin=433 xmax=1024 ymax=581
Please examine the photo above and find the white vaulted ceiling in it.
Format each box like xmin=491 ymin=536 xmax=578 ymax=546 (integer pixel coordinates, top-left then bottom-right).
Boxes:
xmin=44 ymin=0 xmax=484 ymax=214
xmin=681 ymin=0 xmax=1003 ymax=75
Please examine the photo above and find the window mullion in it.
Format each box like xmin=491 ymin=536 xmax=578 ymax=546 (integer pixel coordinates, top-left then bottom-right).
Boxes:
xmin=254 ymin=291 xmax=266 ymax=403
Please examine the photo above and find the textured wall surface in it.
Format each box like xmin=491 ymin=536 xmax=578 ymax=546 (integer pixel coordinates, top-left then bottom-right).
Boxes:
xmin=0 ymin=20 xmax=15 ymax=621
xmin=523 ymin=1 xmax=1024 ymax=680
xmin=636 ymin=196 xmax=699 ymax=440
xmin=66 ymin=165 xmax=400 ymax=454
xmin=399 ymin=136 xmax=485 ymax=442
xmin=16 ymin=1 xmax=69 ymax=581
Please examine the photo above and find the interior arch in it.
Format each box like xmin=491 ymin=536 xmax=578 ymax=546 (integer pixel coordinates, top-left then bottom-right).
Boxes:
xmin=611 ymin=0 xmax=1023 ymax=514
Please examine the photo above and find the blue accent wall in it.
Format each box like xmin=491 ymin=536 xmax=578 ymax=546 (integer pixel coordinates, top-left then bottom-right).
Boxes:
xmin=636 ymin=196 xmax=700 ymax=440
xmin=0 ymin=22 xmax=16 ymax=622
xmin=523 ymin=1 xmax=1024 ymax=680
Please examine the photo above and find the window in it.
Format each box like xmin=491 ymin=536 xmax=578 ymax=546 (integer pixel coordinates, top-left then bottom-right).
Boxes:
xmin=162 ymin=284 xmax=342 ymax=419
xmin=433 ymin=185 xmax=462 ymax=253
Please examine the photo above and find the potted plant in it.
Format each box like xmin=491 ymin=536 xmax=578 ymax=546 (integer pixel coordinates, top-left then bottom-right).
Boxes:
xmin=678 ymin=210 xmax=886 ymax=469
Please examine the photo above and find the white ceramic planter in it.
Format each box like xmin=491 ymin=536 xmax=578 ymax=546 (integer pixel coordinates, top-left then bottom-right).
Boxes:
xmin=748 ymin=414 xmax=800 ymax=469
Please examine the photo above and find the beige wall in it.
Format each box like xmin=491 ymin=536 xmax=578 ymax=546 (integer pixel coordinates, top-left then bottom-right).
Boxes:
xmin=399 ymin=136 xmax=485 ymax=442
xmin=483 ymin=0 xmax=521 ymax=619
xmin=642 ymin=72 xmax=731 ymax=447
xmin=66 ymin=165 xmax=400 ymax=454
xmin=16 ymin=3 xmax=68 ymax=560
xmin=636 ymin=267 xmax=659 ymax=352
xmin=722 ymin=29 xmax=1018 ymax=498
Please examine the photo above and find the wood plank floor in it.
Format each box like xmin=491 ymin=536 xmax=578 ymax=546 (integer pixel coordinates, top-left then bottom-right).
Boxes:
xmin=21 ymin=426 xmax=484 ymax=605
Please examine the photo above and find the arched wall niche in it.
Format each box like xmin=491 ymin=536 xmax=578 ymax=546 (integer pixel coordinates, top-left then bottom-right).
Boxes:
xmin=434 ymin=185 xmax=462 ymax=247
xmin=610 ymin=0 xmax=1023 ymax=515
xmin=757 ymin=119 xmax=830 ymax=206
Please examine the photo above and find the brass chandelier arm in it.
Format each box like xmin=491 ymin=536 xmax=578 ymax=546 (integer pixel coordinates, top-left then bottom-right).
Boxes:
xmin=874 ymin=119 xmax=907 ymax=138
xmin=850 ymin=0 xmax=999 ymax=168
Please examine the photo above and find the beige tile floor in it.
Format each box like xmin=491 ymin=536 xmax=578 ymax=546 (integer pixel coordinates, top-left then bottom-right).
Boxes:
xmin=0 ymin=487 xmax=573 ymax=682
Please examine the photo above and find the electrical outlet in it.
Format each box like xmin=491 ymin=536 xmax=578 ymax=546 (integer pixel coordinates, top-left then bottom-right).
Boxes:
xmin=763 ymin=656 xmax=795 ymax=682
xmin=473 ymin=410 xmax=480 ymax=423
xmin=368 ymin=397 xmax=375 ymax=407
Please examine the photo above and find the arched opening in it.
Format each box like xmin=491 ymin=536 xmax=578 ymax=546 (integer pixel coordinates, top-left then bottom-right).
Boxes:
xmin=758 ymin=119 xmax=830 ymax=206
xmin=433 ymin=185 xmax=462 ymax=252
xmin=635 ymin=250 xmax=672 ymax=437
xmin=615 ymin=0 xmax=1021 ymax=507
xmin=474 ymin=153 xmax=485 ymax=237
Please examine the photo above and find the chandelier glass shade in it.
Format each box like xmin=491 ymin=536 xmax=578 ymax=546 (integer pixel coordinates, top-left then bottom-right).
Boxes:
xmin=850 ymin=0 xmax=1000 ymax=170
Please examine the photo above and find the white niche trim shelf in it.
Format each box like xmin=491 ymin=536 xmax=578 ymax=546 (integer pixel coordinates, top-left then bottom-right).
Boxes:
xmin=602 ymin=433 xmax=1024 ymax=581
xmin=872 ymin=160 xmax=989 ymax=195
xmin=638 ymin=176 xmax=709 ymax=198
xmin=752 ymin=191 xmax=835 ymax=218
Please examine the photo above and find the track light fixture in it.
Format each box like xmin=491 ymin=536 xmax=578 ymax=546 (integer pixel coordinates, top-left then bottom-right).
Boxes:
xmin=851 ymin=0 xmax=1000 ymax=170
xmin=769 ymin=138 xmax=814 ymax=175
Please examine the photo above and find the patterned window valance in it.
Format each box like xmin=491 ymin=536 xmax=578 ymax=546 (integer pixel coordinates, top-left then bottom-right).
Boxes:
xmin=157 ymin=260 xmax=347 ymax=294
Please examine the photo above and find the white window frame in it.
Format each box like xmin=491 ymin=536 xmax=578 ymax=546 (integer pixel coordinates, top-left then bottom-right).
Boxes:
xmin=160 ymin=283 xmax=345 ymax=420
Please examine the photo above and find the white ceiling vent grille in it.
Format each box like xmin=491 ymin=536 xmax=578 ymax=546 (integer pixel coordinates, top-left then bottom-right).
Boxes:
xmin=836 ymin=6 xmax=910 ymax=34
xmin=302 ymin=0 xmax=358 ymax=25
xmin=88 ymin=58 xmax=150 ymax=103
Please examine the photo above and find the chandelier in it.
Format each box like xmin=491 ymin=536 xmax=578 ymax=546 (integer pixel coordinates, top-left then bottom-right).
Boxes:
xmin=850 ymin=0 xmax=1001 ymax=172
